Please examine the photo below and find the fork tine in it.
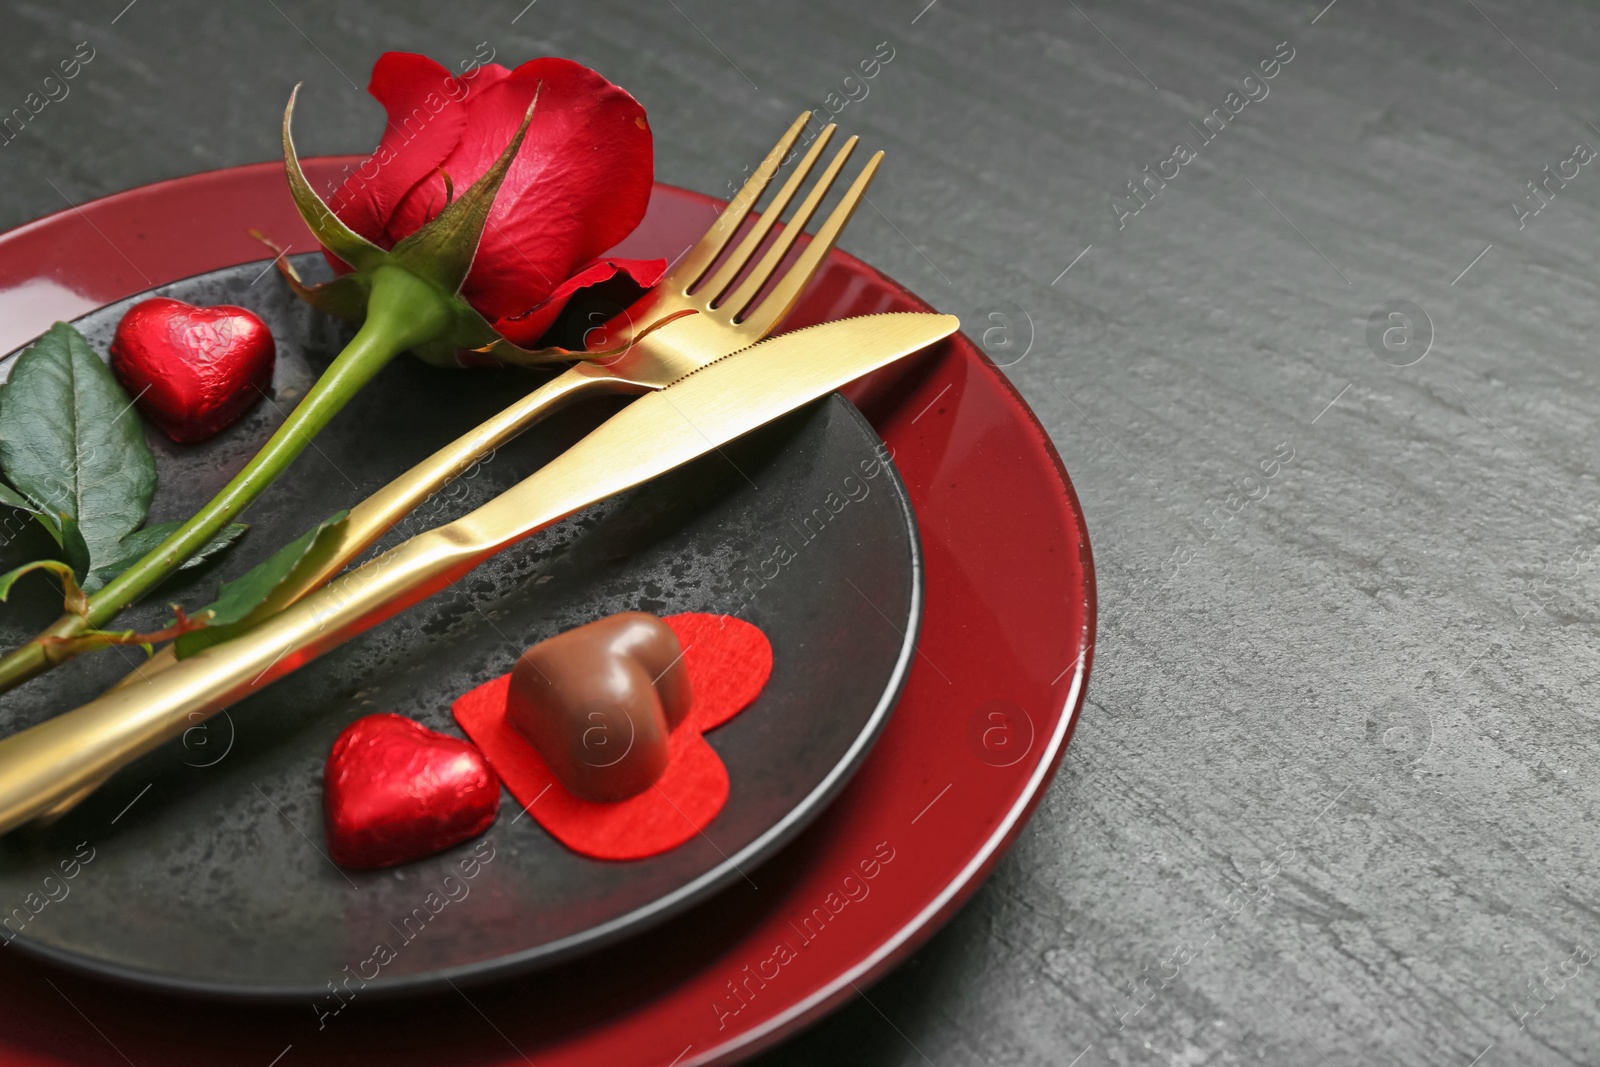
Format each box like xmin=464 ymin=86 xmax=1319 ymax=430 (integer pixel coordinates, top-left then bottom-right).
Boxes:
xmin=696 ymin=124 xmax=837 ymax=305
xmin=669 ymin=112 xmax=812 ymax=292
xmin=720 ymin=135 xmax=858 ymax=318
xmin=736 ymin=150 xmax=884 ymax=331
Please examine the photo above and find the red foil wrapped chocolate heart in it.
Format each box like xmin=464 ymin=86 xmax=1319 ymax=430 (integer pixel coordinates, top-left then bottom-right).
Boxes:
xmin=323 ymin=713 xmax=500 ymax=870
xmin=110 ymin=296 xmax=275 ymax=443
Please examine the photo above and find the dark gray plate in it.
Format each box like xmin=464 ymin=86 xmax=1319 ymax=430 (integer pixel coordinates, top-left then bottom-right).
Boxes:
xmin=0 ymin=256 xmax=920 ymax=999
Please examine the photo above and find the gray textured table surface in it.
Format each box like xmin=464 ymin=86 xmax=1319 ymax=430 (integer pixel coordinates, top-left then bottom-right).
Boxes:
xmin=3 ymin=1 xmax=1598 ymax=1064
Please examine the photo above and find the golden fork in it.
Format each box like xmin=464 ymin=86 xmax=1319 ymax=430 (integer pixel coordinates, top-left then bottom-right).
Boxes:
xmin=322 ymin=109 xmax=881 ymax=590
xmin=0 ymin=313 xmax=960 ymax=835
xmin=117 ymin=112 xmax=878 ymax=685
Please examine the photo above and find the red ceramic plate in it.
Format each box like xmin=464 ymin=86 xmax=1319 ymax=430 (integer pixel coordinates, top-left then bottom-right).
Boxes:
xmin=0 ymin=161 xmax=1093 ymax=1065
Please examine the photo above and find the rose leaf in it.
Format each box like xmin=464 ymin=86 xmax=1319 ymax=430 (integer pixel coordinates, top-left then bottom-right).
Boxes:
xmin=174 ymin=510 xmax=348 ymax=659
xmin=0 ymin=322 xmax=156 ymax=577
xmin=84 ymin=521 xmax=250 ymax=594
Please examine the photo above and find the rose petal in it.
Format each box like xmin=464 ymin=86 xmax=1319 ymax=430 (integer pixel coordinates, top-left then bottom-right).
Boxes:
xmin=388 ymin=57 xmax=655 ymax=320
xmin=461 ymin=61 xmax=513 ymax=95
xmin=324 ymin=53 xmax=473 ymax=260
xmin=488 ymin=255 xmax=667 ymax=346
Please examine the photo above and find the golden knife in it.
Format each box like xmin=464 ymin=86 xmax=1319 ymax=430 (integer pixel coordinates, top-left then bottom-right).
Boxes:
xmin=0 ymin=312 xmax=958 ymax=835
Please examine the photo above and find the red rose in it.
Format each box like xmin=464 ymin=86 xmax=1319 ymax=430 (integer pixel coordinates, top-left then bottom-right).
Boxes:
xmin=325 ymin=51 xmax=663 ymax=346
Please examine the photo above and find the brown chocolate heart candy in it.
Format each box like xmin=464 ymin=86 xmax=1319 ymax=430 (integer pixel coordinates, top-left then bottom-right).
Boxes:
xmin=507 ymin=612 xmax=693 ymax=802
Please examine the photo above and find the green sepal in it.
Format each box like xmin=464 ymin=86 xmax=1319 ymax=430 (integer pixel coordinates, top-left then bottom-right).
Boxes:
xmin=284 ymin=270 xmax=371 ymax=324
xmin=282 ymin=84 xmax=387 ymax=274
xmin=388 ymin=88 xmax=542 ymax=295
xmin=249 ymin=229 xmax=373 ymax=324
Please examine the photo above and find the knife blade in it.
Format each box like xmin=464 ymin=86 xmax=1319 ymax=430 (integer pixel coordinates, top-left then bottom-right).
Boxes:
xmin=0 ymin=311 xmax=958 ymax=834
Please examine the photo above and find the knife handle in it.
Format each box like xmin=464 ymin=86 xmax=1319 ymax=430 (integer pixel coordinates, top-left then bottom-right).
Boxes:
xmin=110 ymin=362 xmax=615 ymax=694
xmin=0 ymin=525 xmax=493 ymax=835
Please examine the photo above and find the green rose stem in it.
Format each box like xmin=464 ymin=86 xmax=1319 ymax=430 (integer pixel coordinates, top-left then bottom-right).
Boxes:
xmin=0 ymin=266 xmax=453 ymax=694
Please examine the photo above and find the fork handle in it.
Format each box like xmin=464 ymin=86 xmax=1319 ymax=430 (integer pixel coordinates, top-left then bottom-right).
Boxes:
xmin=110 ymin=362 xmax=620 ymax=694
xmin=0 ymin=524 xmax=497 ymax=835
xmin=334 ymin=363 xmax=609 ymax=574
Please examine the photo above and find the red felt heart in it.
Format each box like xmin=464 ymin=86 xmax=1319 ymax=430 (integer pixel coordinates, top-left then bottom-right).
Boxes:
xmin=323 ymin=713 xmax=500 ymax=870
xmin=110 ymin=297 xmax=275 ymax=443
xmin=453 ymin=613 xmax=773 ymax=861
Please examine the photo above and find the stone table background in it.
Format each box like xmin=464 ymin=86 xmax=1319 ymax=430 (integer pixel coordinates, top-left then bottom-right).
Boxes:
xmin=2 ymin=1 xmax=1598 ymax=1064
